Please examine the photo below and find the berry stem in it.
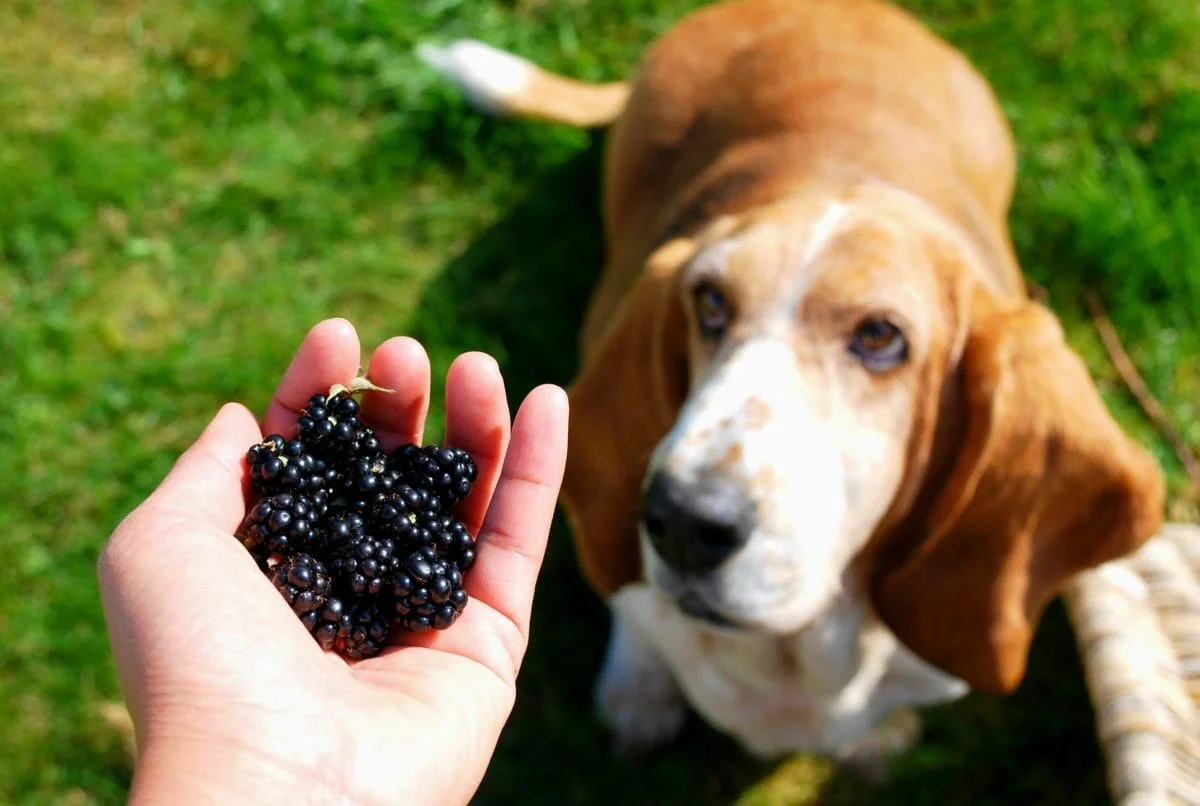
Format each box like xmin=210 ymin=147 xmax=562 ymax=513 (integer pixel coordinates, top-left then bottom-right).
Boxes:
xmin=328 ymin=376 xmax=395 ymax=399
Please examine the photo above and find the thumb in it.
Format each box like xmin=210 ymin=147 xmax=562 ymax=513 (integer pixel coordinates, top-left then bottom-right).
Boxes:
xmin=98 ymin=403 xmax=275 ymax=720
xmin=133 ymin=402 xmax=263 ymax=535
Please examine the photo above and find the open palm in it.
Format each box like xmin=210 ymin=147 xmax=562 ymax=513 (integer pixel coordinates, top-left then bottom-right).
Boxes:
xmin=99 ymin=319 xmax=569 ymax=805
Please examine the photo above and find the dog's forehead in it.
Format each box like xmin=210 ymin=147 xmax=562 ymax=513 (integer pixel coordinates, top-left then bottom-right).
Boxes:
xmin=693 ymin=190 xmax=936 ymax=304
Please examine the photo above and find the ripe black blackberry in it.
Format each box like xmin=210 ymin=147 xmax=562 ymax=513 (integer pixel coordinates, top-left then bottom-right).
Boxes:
xmin=332 ymin=533 xmax=397 ymax=597
xmin=316 ymin=511 xmax=366 ymax=556
xmin=441 ymin=519 xmax=478 ymax=571
xmin=372 ymin=491 xmax=417 ymax=543
xmin=339 ymin=452 xmax=405 ymax=514
xmin=391 ymin=443 xmax=478 ymax=510
xmin=269 ymin=554 xmax=331 ymax=617
xmin=304 ymin=596 xmax=349 ymax=651
xmin=239 ymin=493 xmax=319 ymax=555
xmin=405 ymin=511 xmax=476 ymax=571
xmin=394 ymin=547 xmax=469 ymax=632
xmin=246 ymin=435 xmax=326 ymax=497
xmin=342 ymin=425 xmax=382 ymax=469
xmin=342 ymin=599 xmax=392 ymax=659
xmin=296 ymin=392 xmax=364 ymax=460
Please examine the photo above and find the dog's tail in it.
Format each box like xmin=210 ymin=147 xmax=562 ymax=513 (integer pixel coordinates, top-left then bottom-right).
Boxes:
xmin=417 ymin=39 xmax=630 ymax=129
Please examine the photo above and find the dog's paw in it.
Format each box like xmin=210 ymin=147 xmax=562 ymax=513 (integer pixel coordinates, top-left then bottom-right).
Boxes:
xmin=593 ymin=611 xmax=688 ymax=755
xmin=595 ymin=661 xmax=688 ymax=756
xmin=833 ymin=708 xmax=921 ymax=783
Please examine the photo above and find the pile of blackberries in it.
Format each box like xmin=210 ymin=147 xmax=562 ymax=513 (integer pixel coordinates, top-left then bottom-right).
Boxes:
xmin=237 ymin=383 xmax=479 ymax=660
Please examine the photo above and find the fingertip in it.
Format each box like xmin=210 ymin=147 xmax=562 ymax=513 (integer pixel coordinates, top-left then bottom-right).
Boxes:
xmin=263 ymin=319 xmax=362 ymax=435
xmin=309 ymin=317 xmax=357 ymax=344
xmin=514 ymin=385 xmax=569 ymax=447
xmin=362 ymin=336 xmax=433 ymax=448
xmin=190 ymin=402 xmax=261 ymax=467
xmin=445 ymin=350 xmax=509 ymax=438
xmin=447 ymin=351 xmax=503 ymax=388
xmin=373 ymin=336 xmax=429 ymax=371
xmin=212 ymin=401 xmax=261 ymax=433
xmin=525 ymin=384 xmax=569 ymax=418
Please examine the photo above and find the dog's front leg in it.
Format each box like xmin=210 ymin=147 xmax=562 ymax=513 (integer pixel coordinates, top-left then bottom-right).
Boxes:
xmin=595 ymin=586 xmax=688 ymax=754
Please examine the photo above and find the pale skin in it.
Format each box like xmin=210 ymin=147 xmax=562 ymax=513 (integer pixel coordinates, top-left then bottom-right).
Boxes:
xmin=98 ymin=318 xmax=569 ymax=805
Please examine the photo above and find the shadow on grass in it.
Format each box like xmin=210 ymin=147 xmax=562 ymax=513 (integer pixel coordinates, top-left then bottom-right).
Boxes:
xmin=405 ymin=136 xmax=1111 ymax=805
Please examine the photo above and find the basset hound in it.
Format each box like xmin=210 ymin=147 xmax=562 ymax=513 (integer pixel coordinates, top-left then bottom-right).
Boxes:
xmin=422 ymin=0 xmax=1166 ymax=768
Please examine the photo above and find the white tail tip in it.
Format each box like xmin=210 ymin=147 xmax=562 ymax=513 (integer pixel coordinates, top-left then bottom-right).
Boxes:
xmin=416 ymin=39 xmax=534 ymax=117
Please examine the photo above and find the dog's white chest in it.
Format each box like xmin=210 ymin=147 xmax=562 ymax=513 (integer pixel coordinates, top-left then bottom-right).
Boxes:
xmin=604 ymin=584 xmax=968 ymax=758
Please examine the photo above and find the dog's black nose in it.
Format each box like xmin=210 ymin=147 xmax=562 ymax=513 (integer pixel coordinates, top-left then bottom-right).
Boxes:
xmin=641 ymin=472 xmax=748 ymax=574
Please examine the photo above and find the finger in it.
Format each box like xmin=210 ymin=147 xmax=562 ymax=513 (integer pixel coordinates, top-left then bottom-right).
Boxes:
xmin=262 ymin=318 xmax=362 ymax=438
xmin=465 ymin=384 xmax=568 ymax=646
xmin=124 ymin=402 xmax=263 ymax=536
xmin=360 ymin=336 xmax=431 ymax=451
xmin=384 ymin=385 xmax=568 ymax=679
xmin=443 ymin=353 xmax=510 ymax=535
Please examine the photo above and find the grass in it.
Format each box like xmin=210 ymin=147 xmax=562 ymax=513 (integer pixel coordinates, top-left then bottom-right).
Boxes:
xmin=1 ymin=0 xmax=1197 ymax=802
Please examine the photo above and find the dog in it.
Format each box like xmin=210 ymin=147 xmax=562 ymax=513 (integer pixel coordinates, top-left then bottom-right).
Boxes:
xmin=421 ymin=0 xmax=1165 ymax=770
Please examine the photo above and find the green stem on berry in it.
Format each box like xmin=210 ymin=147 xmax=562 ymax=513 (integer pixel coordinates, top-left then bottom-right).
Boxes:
xmin=328 ymin=376 xmax=395 ymax=399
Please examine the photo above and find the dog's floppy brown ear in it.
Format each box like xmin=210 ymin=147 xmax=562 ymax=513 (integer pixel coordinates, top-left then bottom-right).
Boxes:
xmin=561 ymin=239 xmax=694 ymax=595
xmin=872 ymin=290 xmax=1165 ymax=693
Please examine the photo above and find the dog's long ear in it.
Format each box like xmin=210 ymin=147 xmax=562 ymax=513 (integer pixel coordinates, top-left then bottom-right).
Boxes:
xmin=561 ymin=239 xmax=694 ymax=595
xmin=872 ymin=290 xmax=1165 ymax=693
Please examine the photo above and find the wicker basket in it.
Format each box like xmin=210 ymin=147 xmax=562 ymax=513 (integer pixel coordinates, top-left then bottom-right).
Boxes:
xmin=1063 ymin=522 xmax=1200 ymax=806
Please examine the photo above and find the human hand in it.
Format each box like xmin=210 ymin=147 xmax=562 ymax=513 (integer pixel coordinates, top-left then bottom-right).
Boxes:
xmin=98 ymin=318 xmax=569 ymax=805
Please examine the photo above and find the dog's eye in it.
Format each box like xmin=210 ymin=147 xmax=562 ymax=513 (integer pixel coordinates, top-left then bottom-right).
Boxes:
xmin=850 ymin=317 xmax=908 ymax=371
xmin=693 ymin=283 xmax=730 ymax=338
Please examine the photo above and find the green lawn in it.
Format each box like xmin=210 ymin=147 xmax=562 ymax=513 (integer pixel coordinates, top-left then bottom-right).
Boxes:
xmin=2 ymin=0 xmax=1198 ymax=803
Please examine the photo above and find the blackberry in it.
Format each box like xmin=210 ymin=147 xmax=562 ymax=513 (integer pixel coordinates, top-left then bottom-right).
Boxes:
xmin=304 ymin=596 xmax=350 ymax=651
xmin=318 ymin=511 xmax=366 ymax=556
xmin=339 ymin=452 xmax=403 ymax=512
xmin=239 ymin=493 xmax=318 ymax=555
xmin=441 ymin=519 xmax=477 ymax=571
xmin=354 ymin=426 xmax=381 ymax=457
xmin=391 ymin=443 xmax=477 ymax=509
xmin=296 ymin=392 xmax=365 ymax=460
xmin=246 ymin=435 xmax=325 ymax=496
xmin=373 ymin=492 xmax=418 ymax=543
xmin=394 ymin=547 xmax=468 ymax=632
xmin=269 ymin=554 xmax=331 ymax=616
xmin=332 ymin=533 xmax=397 ymax=597
xmin=395 ymin=484 xmax=440 ymax=518
xmin=335 ymin=425 xmax=382 ymax=471
xmin=405 ymin=512 xmax=442 ymax=565
xmin=342 ymin=599 xmax=392 ymax=659
xmin=407 ymin=511 xmax=475 ymax=570
xmin=373 ymin=483 xmax=445 ymax=545
xmin=307 ymin=486 xmax=331 ymax=520
xmin=310 ymin=457 xmax=340 ymax=497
